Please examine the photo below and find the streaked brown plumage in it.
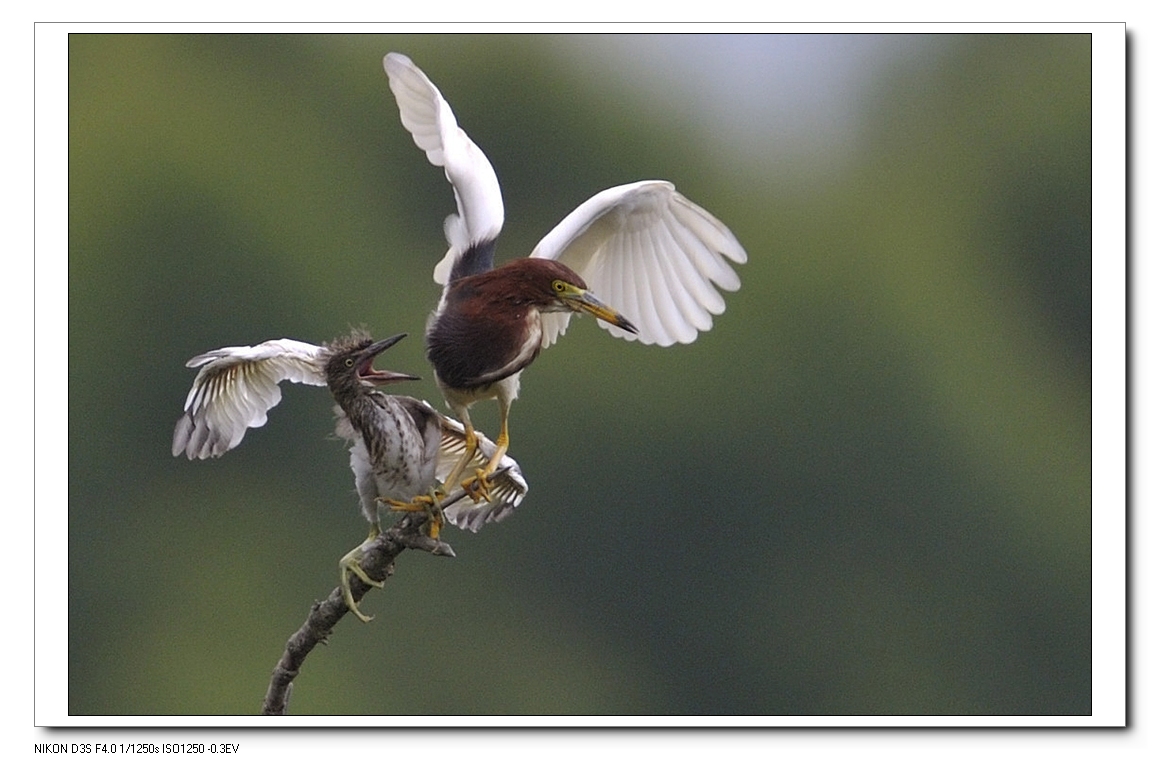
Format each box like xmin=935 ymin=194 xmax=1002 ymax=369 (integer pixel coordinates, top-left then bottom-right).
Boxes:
xmin=173 ymin=330 xmax=527 ymax=622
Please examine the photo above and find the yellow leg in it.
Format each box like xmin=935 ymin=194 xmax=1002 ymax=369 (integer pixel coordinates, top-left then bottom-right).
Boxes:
xmin=340 ymin=522 xmax=385 ymax=623
xmin=442 ymin=414 xmax=477 ymax=493
xmin=381 ymin=493 xmax=439 ymax=512
xmin=427 ymin=503 xmax=444 ymax=540
xmin=480 ymin=401 xmax=511 ymax=479
xmin=463 ymin=399 xmax=510 ymax=503
xmin=380 ymin=491 xmax=445 ymax=539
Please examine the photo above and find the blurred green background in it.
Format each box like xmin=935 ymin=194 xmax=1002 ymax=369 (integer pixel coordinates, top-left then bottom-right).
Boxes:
xmin=68 ymin=33 xmax=1091 ymax=716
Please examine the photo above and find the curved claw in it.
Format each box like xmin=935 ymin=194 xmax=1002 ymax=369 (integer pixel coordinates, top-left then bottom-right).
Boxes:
xmin=340 ymin=567 xmax=376 ymax=623
xmin=339 ymin=538 xmax=385 ymax=623
xmin=344 ymin=558 xmax=386 ymax=590
xmin=381 ymin=493 xmax=440 ymax=513
xmin=381 ymin=491 xmax=447 ymax=539
xmin=461 ymin=468 xmax=493 ymax=503
xmin=341 ymin=577 xmax=375 ymax=623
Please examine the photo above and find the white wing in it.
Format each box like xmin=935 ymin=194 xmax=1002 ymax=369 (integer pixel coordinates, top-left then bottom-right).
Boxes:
xmin=383 ymin=53 xmax=504 ymax=285
xmin=172 ymin=339 xmax=327 ymax=460
xmin=532 ymin=180 xmax=748 ymax=347
xmin=434 ymin=410 xmax=528 ymax=533
xmin=384 ymin=54 xmax=746 ymax=347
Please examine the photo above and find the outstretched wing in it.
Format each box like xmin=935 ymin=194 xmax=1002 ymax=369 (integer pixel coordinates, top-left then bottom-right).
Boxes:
xmin=383 ymin=52 xmax=504 ymax=287
xmin=172 ymin=339 xmax=327 ymax=460
xmin=384 ymin=53 xmax=747 ymax=348
xmin=532 ymin=180 xmax=748 ymax=348
xmin=433 ymin=409 xmax=528 ymax=533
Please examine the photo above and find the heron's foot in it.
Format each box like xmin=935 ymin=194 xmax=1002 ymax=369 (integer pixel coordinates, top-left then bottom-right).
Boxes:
xmin=421 ymin=488 xmax=447 ymax=540
xmin=339 ymin=540 xmax=385 ymax=623
xmin=380 ymin=492 xmax=446 ymax=539
xmin=381 ymin=493 xmax=441 ymax=513
xmin=426 ymin=503 xmax=445 ymax=541
xmin=461 ymin=468 xmax=493 ymax=503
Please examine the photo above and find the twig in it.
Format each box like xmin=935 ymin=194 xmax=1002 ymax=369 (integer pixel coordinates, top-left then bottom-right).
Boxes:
xmin=260 ymin=482 xmax=489 ymax=715
xmin=259 ymin=512 xmax=455 ymax=715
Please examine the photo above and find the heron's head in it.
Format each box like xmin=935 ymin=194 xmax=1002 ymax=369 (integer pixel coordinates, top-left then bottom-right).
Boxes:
xmin=324 ymin=332 xmax=419 ymax=400
xmin=483 ymin=259 xmax=637 ymax=333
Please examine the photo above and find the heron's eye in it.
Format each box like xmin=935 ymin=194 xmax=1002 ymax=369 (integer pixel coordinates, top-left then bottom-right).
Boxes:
xmin=344 ymin=358 xmax=354 ymax=369
xmin=552 ymin=279 xmax=567 ymax=293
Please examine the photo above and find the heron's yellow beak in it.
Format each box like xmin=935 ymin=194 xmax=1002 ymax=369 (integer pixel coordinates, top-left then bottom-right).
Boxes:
xmin=555 ymin=282 xmax=638 ymax=335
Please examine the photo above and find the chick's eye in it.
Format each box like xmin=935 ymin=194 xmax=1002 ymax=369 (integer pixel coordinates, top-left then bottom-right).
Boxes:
xmin=344 ymin=358 xmax=354 ymax=368
xmin=552 ymin=280 xmax=566 ymax=293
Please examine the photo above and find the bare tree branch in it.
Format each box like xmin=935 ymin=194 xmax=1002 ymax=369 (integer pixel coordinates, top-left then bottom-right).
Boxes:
xmin=260 ymin=487 xmax=482 ymax=715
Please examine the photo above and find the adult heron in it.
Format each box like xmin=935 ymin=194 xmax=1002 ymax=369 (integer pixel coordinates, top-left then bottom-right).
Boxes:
xmin=384 ymin=52 xmax=748 ymax=502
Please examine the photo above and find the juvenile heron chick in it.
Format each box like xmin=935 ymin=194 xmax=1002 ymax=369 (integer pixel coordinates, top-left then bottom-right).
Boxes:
xmin=384 ymin=53 xmax=747 ymax=501
xmin=173 ymin=331 xmax=527 ymax=621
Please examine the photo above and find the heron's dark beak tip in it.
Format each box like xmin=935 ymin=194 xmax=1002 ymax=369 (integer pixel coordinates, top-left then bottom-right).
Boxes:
xmin=569 ymin=289 xmax=637 ymax=335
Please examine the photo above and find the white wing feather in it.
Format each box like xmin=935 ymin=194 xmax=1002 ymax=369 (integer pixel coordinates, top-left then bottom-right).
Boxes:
xmin=383 ymin=55 xmax=746 ymax=348
xmin=433 ymin=410 xmax=528 ymax=532
xmin=532 ymin=181 xmax=747 ymax=347
xmin=383 ymin=53 xmax=504 ymax=285
xmin=172 ymin=339 xmax=327 ymax=460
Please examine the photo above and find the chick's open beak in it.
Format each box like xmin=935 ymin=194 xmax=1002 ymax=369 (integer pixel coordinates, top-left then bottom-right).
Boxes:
xmin=557 ymin=283 xmax=638 ymax=335
xmin=358 ymin=333 xmax=421 ymax=384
